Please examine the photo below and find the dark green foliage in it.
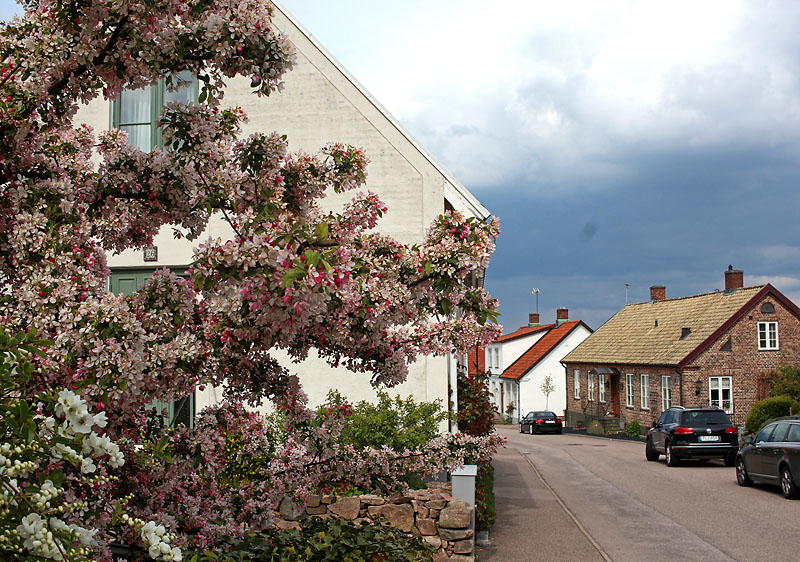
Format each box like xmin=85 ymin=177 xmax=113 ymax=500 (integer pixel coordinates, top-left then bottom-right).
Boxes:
xmin=768 ymin=365 xmax=800 ymax=402
xmin=746 ymin=395 xmax=800 ymax=434
xmin=316 ymin=390 xmax=446 ymax=452
xmin=456 ymin=371 xmax=496 ymax=531
xmin=456 ymin=372 xmax=495 ymax=436
xmin=475 ymin=462 xmax=496 ymax=531
xmin=624 ymin=421 xmax=641 ymax=438
xmin=188 ymin=517 xmax=435 ymax=562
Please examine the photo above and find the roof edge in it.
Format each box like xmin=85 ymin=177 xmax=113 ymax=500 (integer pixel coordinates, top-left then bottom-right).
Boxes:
xmin=678 ymin=284 xmax=800 ymax=369
xmin=501 ymin=321 xmax=591 ymax=380
xmin=272 ymin=1 xmax=491 ymax=220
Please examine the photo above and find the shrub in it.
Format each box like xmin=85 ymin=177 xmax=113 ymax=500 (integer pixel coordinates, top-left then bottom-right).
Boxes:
xmin=196 ymin=516 xmax=435 ymax=562
xmin=768 ymin=365 xmax=800 ymax=402
xmin=316 ymin=390 xmax=446 ymax=452
xmin=456 ymin=371 xmax=497 ymax=531
xmin=625 ymin=421 xmax=641 ymax=438
xmin=746 ymin=395 xmax=800 ymax=434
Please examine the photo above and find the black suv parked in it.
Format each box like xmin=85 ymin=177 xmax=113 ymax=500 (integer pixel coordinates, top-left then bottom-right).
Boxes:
xmin=646 ymin=407 xmax=739 ymax=467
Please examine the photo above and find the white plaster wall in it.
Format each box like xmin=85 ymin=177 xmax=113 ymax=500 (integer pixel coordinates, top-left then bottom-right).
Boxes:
xmin=518 ymin=325 xmax=592 ymax=417
xmin=73 ymin=5 xmax=483 ymax=422
xmin=501 ymin=332 xmax=546 ymax=370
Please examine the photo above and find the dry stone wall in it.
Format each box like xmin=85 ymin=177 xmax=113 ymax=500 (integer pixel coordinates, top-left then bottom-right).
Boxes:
xmin=274 ymin=482 xmax=475 ymax=561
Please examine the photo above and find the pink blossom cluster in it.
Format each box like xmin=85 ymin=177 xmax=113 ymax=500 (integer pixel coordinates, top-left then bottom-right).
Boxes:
xmin=0 ymin=0 xmax=504 ymax=558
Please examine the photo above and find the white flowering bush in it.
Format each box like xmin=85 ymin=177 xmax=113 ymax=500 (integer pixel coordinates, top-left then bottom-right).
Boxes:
xmin=0 ymin=329 xmax=176 ymax=562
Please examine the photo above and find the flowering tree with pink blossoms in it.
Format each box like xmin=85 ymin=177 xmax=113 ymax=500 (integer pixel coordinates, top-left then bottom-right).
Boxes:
xmin=0 ymin=0 xmax=502 ymax=559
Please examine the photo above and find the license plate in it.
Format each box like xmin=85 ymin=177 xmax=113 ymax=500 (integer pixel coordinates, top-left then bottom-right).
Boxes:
xmin=699 ymin=435 xmax=719 ymax=442
xmin=545 ymin=420 xmax=554 ymax=424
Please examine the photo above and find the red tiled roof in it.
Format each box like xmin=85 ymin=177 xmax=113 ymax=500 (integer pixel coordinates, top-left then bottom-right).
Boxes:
xmin=495 ymin=323 xmax=553 ymax=343
xmin=500 ymin=321 xmax=589 ymax=380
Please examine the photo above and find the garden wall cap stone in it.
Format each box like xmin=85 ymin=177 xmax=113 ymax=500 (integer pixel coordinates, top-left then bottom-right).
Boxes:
xmin=359 ymin=494 xmax=385 ymax=506
xmin=327 ymin=496 xmax=360 ymax=520
xmin=438 ymin=503 xmax=473 ymax=529
xmin=438 ymin=528 xmax=473 ymax=541
xmin=366 ymin=503 xmax=415 ymax=533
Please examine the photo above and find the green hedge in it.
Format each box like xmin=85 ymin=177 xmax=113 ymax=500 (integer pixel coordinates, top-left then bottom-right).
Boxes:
xmin=189 ymin=517 xmax=435 ymax=562
xmin=745 ymin=395 xmax=800 ymax=434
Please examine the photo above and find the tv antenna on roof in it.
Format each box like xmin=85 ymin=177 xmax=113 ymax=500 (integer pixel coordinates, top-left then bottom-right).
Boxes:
xmin=531 ymin=288 xmax=540 ymax=313
xmin=625 ymin=282 xmax=630 ymax=305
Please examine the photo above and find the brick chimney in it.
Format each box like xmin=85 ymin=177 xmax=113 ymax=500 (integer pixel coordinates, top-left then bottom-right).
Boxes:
xmin=650 ymin=286 xmax=666 ymax=301
xmin=556 ymin=308 xmax=568 ymax=325
xmin=725 ymin=265 xmax=743 ymax=291
xmin=528 ymin=313 xmax=540 ymax=327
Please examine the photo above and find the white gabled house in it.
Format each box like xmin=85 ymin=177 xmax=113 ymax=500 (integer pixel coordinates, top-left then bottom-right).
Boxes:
xmin=75 ymin=1 xmax=491 ymax=427
xmin=469 ymin=309 xmax=592 ymax=423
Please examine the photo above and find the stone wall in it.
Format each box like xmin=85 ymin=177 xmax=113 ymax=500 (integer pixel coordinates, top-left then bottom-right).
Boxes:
xmin=275 ymin=483 xmax=476 ymax=561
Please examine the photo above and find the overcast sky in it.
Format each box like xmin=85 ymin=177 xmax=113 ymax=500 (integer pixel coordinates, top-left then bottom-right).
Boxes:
xmin=4 ymin=0 xmax=800 ymax=332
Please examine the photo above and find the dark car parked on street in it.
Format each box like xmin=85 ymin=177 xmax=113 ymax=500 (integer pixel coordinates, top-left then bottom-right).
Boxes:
xmin=645 ymin=406 xmax=739 ymax=467
xmin=736 ymin=417 xmax=800 ymax=499
xmin=519 ymin=411 xmax=563 ymax=434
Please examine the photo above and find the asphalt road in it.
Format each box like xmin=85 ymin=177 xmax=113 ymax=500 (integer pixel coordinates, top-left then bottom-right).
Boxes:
xmin=485 ymin=427 xmax=800 ymax=562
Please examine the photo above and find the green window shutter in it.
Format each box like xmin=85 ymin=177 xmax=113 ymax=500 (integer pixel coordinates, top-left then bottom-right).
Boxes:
xmin=109 ymin=268 xmax=194 ymax=427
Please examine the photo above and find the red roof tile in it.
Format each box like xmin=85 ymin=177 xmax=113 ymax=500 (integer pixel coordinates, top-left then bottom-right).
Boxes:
xmin=500 ymin=321 xmax=589 ymax=380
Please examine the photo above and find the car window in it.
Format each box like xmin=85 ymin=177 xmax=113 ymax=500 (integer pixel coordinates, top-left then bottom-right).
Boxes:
xmin=785 ymin=424 xmax=800 ymax=443
xmin=681 ymin=410 xmax=731 ymax=425
xmin=755 ymin=424 xmax=776 ymax=444
xmin=657 ymin=410 xmax=671 ymax=425
xmin=769 ymin=422 xmax=790 ymax=442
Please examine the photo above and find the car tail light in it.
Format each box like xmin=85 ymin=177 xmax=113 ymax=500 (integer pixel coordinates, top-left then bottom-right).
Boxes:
xmin=674 ymin=427 xmax=693 ymax=435
xmin=555 ymin=418 xmax=561 ymax=423
xmin=535 ymin=419 xmax=544 ymax=423
xmin=724 ymin=427 xmax=738 ymax=434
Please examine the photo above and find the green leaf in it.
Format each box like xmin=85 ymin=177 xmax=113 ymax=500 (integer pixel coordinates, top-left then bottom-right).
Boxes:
xmin=424 ymin=261 xmax=433 ymax=275
xmin=314 ymin=222 xmax=329 ymax=240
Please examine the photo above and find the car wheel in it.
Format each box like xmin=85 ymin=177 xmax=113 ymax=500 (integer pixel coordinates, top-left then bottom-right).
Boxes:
xmin=645 ymin=438 xmax=660 ymax=461
xmin=736 ymin=457 xmax=753 ymax=487
xmin=666 ymin=441 xmax=680 ymax=467
xmin=556 ymin=428 xmax=563 ymax=434
xmin=519 ymin=425 xmax=523 ymax=433
xmin=780 ymin=465 xmax=799 ymax=499
xmin=723 ymin=455 xmax=736 ymax=467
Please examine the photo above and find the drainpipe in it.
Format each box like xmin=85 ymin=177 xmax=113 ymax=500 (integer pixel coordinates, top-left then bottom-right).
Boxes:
xmin=676 ymin=368 xmax=683 ymax=407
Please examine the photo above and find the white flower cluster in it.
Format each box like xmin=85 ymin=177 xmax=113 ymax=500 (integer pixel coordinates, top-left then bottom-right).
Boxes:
xmin=14 ymin=512 xmax=97 ymax=561
xmin=48 ymin=389 xmax=125 ymax=469
xmin=121 ymin=515 xmax=183 ymax=561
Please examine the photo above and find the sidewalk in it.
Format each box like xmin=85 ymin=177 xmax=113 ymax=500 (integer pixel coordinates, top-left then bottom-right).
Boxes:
xmin=475 ymin=444 xmax=607 ymax=561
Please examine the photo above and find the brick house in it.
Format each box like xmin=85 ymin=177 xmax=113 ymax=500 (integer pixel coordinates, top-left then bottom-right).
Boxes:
xmin=467 ymin=309 xmax=592 ymax=422
xmin=562 ymin=268 xmax=800 ymax=429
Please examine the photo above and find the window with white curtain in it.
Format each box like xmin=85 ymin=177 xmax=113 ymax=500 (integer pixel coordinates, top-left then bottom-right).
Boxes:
xmin=112 ymin=72 xmax=197 ymax=152
xmin=640 ymin=374 xmax=650 ymax=410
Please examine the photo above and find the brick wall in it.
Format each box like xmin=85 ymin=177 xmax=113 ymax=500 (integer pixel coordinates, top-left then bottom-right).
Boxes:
xmin=565 ymin=295 xmax=800 ymax=428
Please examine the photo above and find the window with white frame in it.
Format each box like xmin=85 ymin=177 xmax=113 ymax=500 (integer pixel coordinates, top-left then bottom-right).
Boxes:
xmin=661 ymin=375 xmax=672 ymax=410
xmin=626 ymin=373 xmax=634 ymax=407
xmin=599 ymin=374 xmax=606 ymax=403
xmin=574 ymin=369 xmax=580 ymax=399
xmin=709 ymin=376 xmax=733 ymax=413
xmin=640 ymin=374 xmax=650 ymax=410
xmin=494 ymin=348 xmax=500 ymax=370
xmin=588 ymin=372 xmax=595 ymax=401
xmin=758 ymin=322 xmax=778 ymax=350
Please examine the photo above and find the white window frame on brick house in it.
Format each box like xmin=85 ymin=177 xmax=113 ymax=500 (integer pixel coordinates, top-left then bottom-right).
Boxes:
xmin=709 ymin=376 xmax=733 ymax=414
xmin=626 ymin=373 xmax=634 ymax=408
xmin=640 ymin=374 xmax=650 ymax=410
xmin=661 ymin=375 xmax=672 ymax=410
xmin=588 ymin=371 xmax=595 ymax=401
xmin=574 ymin=369 xmax=580 ymax=399
xmin=599 ymin=374 xmax=606 ymax=403
xmin=758 ymin=321 xmax=778 ymax=350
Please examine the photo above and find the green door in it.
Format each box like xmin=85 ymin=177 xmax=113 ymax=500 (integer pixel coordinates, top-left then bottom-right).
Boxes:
xmin=110 ymin=269 xmax=194 ymax=428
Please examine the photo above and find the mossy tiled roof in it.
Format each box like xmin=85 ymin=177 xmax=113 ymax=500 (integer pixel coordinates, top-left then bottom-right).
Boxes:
xmin=562 ymin=286 xmax=765 ymax=366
